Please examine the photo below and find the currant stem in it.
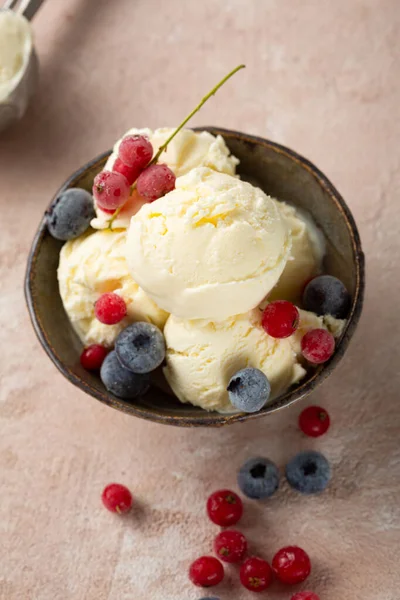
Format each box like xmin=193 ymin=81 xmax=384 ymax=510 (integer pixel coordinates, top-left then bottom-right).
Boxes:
xmin=150 ymin=64 xmax=245 ymax=165
xmin=107 ymin=208 xmax=121 ymax=229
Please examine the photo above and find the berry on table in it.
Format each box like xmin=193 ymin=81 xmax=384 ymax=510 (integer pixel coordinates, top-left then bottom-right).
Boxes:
xmin=237 ymin=457 xmax=279 ymax=500
xmin=286 ymin=450 xmax=331 ymax=494
xmin=301 ymin=328 xmax=335 ymax=364
xmin=291 ymin=592 xmax=320 ymax=600
xmin=115 ymin=322 xmax=166 ymax=374
xmin=80 ymin=344 xmax=108 ymax=371
xmin=100 ymin=351 xmax=150 ymax=399
xmin=94 ymin=293 xmax=127 ymax=325
xmin=199 ymin=597 xmax=220 ymax=600
xmin=92 ymin=170 xmax=131 ymax=210
xmin=299 ymin=405 xmax=330 ymax=437
xmin=240 ymin=556 xmax=272 ymax=592
xmin=272 ymin=546 xmax=311 ymax=585
xmin=189 ymin=556 xmax=224 ymax=587
xmin=136 ymin=163 xmax=176 ymax=201
xmin=303 ymin=274 xmax=350 ymax=319
xmin=118 ymin=134 xmax=153 ymax=170
xmin=214 ymin=530 xmax=247 ymax=563
xmin=262 ymin=300 xmax=300 ymax=338
xmin=227 ymin=368 xmax=271 ymax=413
xmin=101 ymin=483 xmax=132 ymax=514
xmin=46 ymin=188 xmax=95 ymax=241
xmin=113 ymin=157 xmax=141 ymax=185
xmin=207 ymin=489 xmax=243 ymax=527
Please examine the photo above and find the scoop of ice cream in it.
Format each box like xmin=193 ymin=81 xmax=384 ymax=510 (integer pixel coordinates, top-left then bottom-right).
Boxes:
xmin=126 ymin=167 xmax=291 ymax=320
xmin=268 ymin=203 xmax=325 ymax=303
xmin=0 ymin=10 xmax=32 ymax=102
xmin=91 ymin=127 xmax=239 ymax=230
xmin=58 ymin=230 xmax=168 ymax=347
xmin=163 ymin=309 xmax=305 ymax=413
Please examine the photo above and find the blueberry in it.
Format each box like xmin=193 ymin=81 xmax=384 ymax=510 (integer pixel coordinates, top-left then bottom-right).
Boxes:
xmin=100 ymin=351 xmax=150 ymax=399
xmin=285 ymin=450 xmax=331 ymax=494
xmin=237 ymin=457 xmax=279 ymax=499
xmin=227 ymin=368 xmax=270 ymax=413
xmin=46 ymin=188 xmax=95 ymax=240
xmin=199 ymin=597 xmax=220 ymax=600
xmin=303 ymin=275 xmax=350 ymax=319
xmin=115 ymin=322 xmax=166 ymax=374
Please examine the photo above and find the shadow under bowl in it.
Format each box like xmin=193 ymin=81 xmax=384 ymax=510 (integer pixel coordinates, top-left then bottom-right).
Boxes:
xmin=25 ymin=127 xmax=365 ymax=427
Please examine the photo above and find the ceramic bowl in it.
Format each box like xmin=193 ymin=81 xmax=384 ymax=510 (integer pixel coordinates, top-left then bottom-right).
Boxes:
xmin=25 ymin=127 xmax=365 ymax=427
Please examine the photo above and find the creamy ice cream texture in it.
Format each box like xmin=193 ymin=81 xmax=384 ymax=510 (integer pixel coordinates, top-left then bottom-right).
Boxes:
xmin=91 ymin=128 xmax=239 ymax=230
xmin=163 ymin=307 xmax=345 ymax=413
xmin=58 ymin=230 xmax=168 ymax=347
xmin=269 ymin=203 xmax=325 ymax=303
xmin=126 ymin=167 xmax=292 ymax=320
xmin=0 ymin=10 xmax=32 ymax=102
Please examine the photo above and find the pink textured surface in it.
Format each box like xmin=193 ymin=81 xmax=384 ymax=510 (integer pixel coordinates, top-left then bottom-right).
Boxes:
xmin=1 ymin=1 xmax=400 ymax=599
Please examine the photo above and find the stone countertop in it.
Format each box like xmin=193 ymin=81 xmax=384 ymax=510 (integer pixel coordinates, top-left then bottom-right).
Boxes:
xmin=1 ymin=1 xmax=399 ymax=599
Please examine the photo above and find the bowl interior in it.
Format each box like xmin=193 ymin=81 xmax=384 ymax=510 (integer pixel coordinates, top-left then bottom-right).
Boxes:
xmin=25 ymin=128 xmax=364 ymax=427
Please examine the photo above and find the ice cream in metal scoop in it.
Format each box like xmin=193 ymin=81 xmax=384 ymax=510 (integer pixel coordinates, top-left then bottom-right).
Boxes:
xmin=0 ymin=0 xmax=45 ymax=133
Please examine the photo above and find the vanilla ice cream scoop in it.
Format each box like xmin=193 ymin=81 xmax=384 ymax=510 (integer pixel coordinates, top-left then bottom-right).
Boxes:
xmin=0 ymin=7 xmax=39 ymax=133
xmin=126 ymin=167 xmax=291 ymax=320
xmin=268 ymin=203 xmax=325 ymax=303
xmin=91 ymin=127 xmax=239 ymax=230
xmin=58 ymin=230 xmax=169 ymax=347
xmin=163 ymin=310 xmax=306 ymax=413
xmin=163 ymin=306 xmax=346 ymax=413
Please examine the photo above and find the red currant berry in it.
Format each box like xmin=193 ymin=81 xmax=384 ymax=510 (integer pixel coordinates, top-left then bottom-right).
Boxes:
xmin=94 ymin=293 xmax=127 ymax=325
xmin=118 ymin=135 xmax=153 ymax=169
xmin=101 ymin=483 xmax=133 ymax=514
xmin=291 ymin=592 xmax=320 ymax=600
xmin=240 ymin=557 xmax=272 ymax=592
xmin=301 ymin=328 xmax=335 ymax=364
xmin=299 ymin=405 xmax=330 ymax=437
xmin=136 ymin=164 xmax=176 ymax=201
xmin=272 ymin=546 xmax=311 ymax=585
xmin=207 ymin=489 xmax=243 ymax=527
xmin=189 ymin=556 xmax=224 ymax=587
xmin=262 ymin=300 xmax=299 ymax=338
xmin=113 ymin=157 xmax=141 ymax=185
xmin=80 ymin=344 xmax=108 ymax=370
xmin=93 ymin=171 xmax=130 ymax=210
xmin=214 ymin=530 xmax=247 ymax=563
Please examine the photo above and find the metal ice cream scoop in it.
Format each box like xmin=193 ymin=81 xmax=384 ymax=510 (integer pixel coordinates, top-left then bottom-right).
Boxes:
xmin=0 ymin=0 xmax=45 ymax=133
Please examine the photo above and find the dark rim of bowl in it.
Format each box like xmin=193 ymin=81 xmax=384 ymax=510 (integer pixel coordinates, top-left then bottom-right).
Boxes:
xmin=24 ymin=127 xmax=365 ymax=427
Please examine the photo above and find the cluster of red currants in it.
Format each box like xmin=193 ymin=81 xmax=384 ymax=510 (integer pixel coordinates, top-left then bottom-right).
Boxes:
xmin=92 ymin=134 xmax=176 ymax=214
xmin=262 ymin=299 xmax=335 ymax=364
xmin=188 ymin=489 xmax=316 ymax=597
